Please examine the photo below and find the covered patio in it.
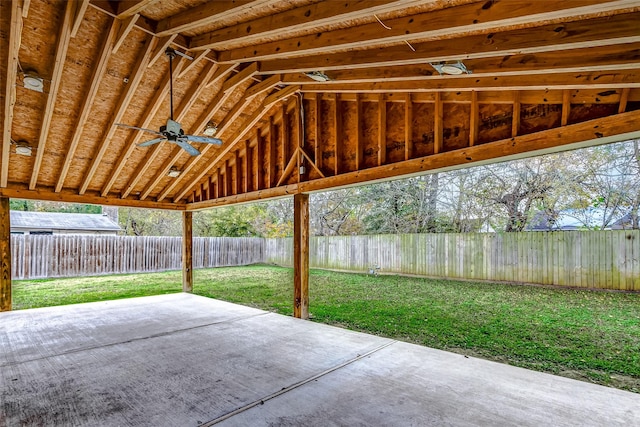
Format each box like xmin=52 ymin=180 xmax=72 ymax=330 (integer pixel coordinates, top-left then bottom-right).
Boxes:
xmin=1 ymin=1 xmax=640 ymax=424
xmin=2 ymin=293 xmax=638 ymax=426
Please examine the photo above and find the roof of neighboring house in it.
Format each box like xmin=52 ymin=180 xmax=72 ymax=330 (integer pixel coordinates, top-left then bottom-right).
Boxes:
xmin=527 ymin=208 xmax=627 ymax=231
xmin=10 ymin=211 xmax=121 ymax=232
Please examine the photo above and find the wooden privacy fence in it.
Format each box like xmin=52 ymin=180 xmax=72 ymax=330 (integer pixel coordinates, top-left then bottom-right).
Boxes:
xmin=11 ymin=235 xmax=264 ymax=280
xmin=266 ymin=231 xmax=640 ymax=291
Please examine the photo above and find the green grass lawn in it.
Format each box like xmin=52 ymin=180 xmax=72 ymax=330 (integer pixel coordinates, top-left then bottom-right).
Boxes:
xmin=11 ymin=264 xmax=640 ymax=393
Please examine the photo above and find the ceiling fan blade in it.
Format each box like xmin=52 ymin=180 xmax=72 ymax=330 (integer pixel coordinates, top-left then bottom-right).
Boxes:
xmin=184 ymin=134 xmax=223 ymax=145
xmin=115 ymin=123 xmax=163 ymax=136
xmin=174 ymin=139 xmax=201 ymax=156
xmin=137 ymin=137 xmax=166 ymax=147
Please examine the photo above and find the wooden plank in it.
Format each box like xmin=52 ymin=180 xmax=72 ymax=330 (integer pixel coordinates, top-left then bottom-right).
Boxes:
xmin=177 ymin=48 xmax=210 ymax=79
xmin=618 ymin=87 xmax=630 ymax=113
xmin=182 ymin=211 xmax=193 ymax=293
xmin=314 ymin=96 xmax=322 ymax=171
xmin=355 ymin=94 xmax=363 ymax=170
xmin=147 ymin=34 xmax=177 ymax=69
xmin=293 ymin=193 xmax=310 ymax=319
xmin=155 ymin=0 xmax=265 ymax=37
xmin=378 ymin=94 xmax=386 ymax=165
xmin=115 ymin=0 xmax=155 ymax=19
xmin=29 ymin=0 xmax=75 ymax=190
xmin=222 ymin=62 xmax=259 ymax=93
xmin=57 ymin=17 xmax=119 ymax=193
xmin=80 ymin=34 xmax=155 ymax=195
xmin=0 ymin=197 xmax=10 ymax=311
xmin=470 ymin=90 xmax=478 ymax=146
xmin=70 ymin=0 xmax=90 ymax=38
xmin=434 ymin=92 xmax=442 ymax=154
xmin=281 ymin=103 xmax=289 ymax=183
xmin=220 ymin=0 xmax=628 ymax=63
xmin=512 ymin=91 xmax=521 ymax=137
xmin=255 ymin=132 xmax=262 ymax=190
xmin=334 ymin=96 xmax=342 ymax=175
xmin=1 ymin=0 xmax=23 ymax=188
xmin=405 ymin=93 xmax=413 ymax=160
xmin=268 ymin=117 xmax=277 ymax=188
xmin=191 ymin=0 xmax=425 ymax=50
xmin=244 ymin=140 xmax=250 ymax=193
xmin=112 ymin=13 xmax=138 ymax=54
xmin=561 ymin=89 xmax=571 ymax=126
xmin=111 ymin=57 xmax=185 ymax=198
xmin=259 ymin=10 xmax=640 ymax=73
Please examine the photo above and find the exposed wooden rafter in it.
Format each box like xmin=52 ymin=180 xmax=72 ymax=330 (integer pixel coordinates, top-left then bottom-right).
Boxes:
xmin=57 ymin=17 xmax=119 ymax=193
xmin=29 ymin=0 xmax=75 ymax=190
xmin=79 ymin=34 xmax=156 ymax=195
xmin=1 ymin=0 xmax=23 ymax=188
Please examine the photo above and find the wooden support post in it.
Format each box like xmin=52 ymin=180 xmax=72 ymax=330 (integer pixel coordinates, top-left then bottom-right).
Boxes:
xmin=333 ymin=96 xmax=342 ymax=175
xmin=470 ymin=90 xmax=478 ymax=147
xmin=405 ymin=93 xmax=413 ymax=160
xmin=512 ymin=91 xmax=521 ymax=137
xmin=1 ymin=197 xmax=11 ymax=311
xmin=182 ymin=211 xmax=193 ymax=293
xmin=293 ymin=193 xmax=309 ymax=320
xmin=268 ymin=117 xmax=276 ymax=187
xmin=355 ymin=93 xmax=362 ymax=169
xmin=314 ymin=96 xmax=322 ymax=171
xmin=244 ymin=140 xmax=250 ymax=193
xmin=434 ymin=92 xmax=442 ymax=154
xmin=378 ymin=94 xmax=386 ymax=165
xmin=255 ymin=132 xmax=262 ymax=190
xmin=619 ymin=88 xmax=630 ymax=113
xmin=561 ymin=89 xmax=571 ymax=126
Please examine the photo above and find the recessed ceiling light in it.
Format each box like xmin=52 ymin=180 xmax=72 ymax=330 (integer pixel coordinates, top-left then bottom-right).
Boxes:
xmin=304 ymin=71 xmax=331 ymax=82
xmin=429 ymin=61 xmax=471 ymax=76
xmin=15 ymin=144 xmax=32 ymax=156
xmin=23 ymin=73 xmax=44 ymax=92
xmin=167 ymin=168 xmax=181 ymax=178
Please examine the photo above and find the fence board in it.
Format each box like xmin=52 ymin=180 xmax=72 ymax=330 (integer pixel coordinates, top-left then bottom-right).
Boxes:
xmin=266 ymin=231 xmax=640 ymax=291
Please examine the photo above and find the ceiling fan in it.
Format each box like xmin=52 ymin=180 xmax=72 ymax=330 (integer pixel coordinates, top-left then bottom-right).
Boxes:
xmin=115 ymin=47 xmax=222 ymax=156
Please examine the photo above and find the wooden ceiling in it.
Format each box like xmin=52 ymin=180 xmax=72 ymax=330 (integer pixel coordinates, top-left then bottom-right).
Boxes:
xmin=1 ymin=0 xmax=640 ymax=211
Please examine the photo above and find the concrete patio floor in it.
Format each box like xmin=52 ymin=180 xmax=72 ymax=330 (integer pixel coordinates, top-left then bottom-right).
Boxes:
xmin=1 ymin=293 xmax=638 ymax=426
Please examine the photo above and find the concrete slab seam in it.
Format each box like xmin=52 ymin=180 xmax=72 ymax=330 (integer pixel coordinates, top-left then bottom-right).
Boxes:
xmin=200 ymin=339 xmax=398 ymax=426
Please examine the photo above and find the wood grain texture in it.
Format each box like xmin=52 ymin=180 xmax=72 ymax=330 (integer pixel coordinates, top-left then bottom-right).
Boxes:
xmin=293 ymin=193 xmax=309 ymax=319
xmin=0 ymin=197 xmax=10 ymax=311
xmin=182 ymin=211 xmax=193 ymax=293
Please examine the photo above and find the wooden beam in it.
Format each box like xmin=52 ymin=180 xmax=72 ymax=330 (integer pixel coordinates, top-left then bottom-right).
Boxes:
xmin=191 ymin=0 xmax=425 ymax=50
xmin=171 ymin=86 xmax=300 ymax=202
xmin=378 ymin=94 xmax=386 ymax=166
xmin=405 ymin=93 xmax=413 ymax=160
xmin=221 ymin=0 xmax=631 ymax=63
xmin=155 ymin=0 xmax=271 ymax=37
xmin=293 ymin=193 xmax=309 ymax=320
xmin=0 ymin=197 xmax=10 ymax=312
xmin=29 ymin=0 xmax=75 ymax=190
xmin=255 ymin=132 xmax=262 ymax=190
xmin=188 ymin=109 xmax=640 ymax=211
xmin=512 ymin=91 xmax=521 ymax=138
xmin=561 ymin=89 xmax=571 ymax=126
xmin=245 ymin=74 xmax=282 ymax=99
xmin=234 ymin=150 xmax=241 ymax=195
xmin=355 ymin=94 xmax=362 ymax=169
xmin=314 ymin=96 xmax=322 ymax=171
xmin=79 ymin=34 xmax=155 ymax=195
xmin=298 ymin=69 xmax=640 ymax=93
xmin=177 ymin=48 xmax=210 ymax=79
xmin=244 ymin=140 xmax=250 ymax=193
xmin=147 ymin=34 xmax=177 ymax=69
xmin=434 ymin=92 xmax=442 ymax=154
xmin=618 ymin=88 xmax=630 ymax=113
xmin=222 ymin=62 xmax=259 ymax=93
xmin=470 ymin=90 xmax=478 ymax=147
xmin=1 ymin=0 xmax=23 ymax=188
xmin=268 ymin=117 xmax=276 ymax=188
xmin=115 ymin=0 xmax=155 ymax=19
xmin=0 ymin=185 xmax=185 ymax=210
xmin=281 ymin=103 xmax=289 ymax=183
xmin=283 ymin=42 xmax=640 ymax=85
xmin=260 ymin=11 xmax=640 ymax=73
xmin=57 ymin=17 xmax=119 ymax=193
xmin=70 ymin=0 xmax=90 ymax=38
xmin=182 ymin=211 xmax=193 ymax=293
xmin=112 ymin=13 xmax=138 ymax=54
xmin=333 ymin=96 xmax=342 ymax=175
